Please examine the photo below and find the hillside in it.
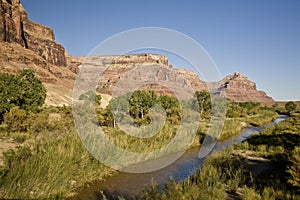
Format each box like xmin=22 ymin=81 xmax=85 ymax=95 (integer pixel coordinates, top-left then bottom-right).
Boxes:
xmin=0 ymin=0 xmax=274 ymax=105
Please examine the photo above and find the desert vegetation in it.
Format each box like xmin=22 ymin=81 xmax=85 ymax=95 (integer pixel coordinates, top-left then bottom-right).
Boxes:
xmin=142 ymin=111 xmax=300 ymax=199
xmin=0 ymin=70 xmax=296 ymax=198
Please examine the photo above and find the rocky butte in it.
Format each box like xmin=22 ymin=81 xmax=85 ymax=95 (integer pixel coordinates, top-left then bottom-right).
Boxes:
xmin=0 ymin=0 xmax=274 ymax=106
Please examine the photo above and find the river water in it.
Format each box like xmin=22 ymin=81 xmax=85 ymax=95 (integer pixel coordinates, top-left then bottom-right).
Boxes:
xmin=73 ymin=115 xmax=288 ymax=200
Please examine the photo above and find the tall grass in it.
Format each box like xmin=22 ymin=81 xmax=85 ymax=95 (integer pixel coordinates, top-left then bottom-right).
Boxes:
xmin=219 ymin=109 xmax=279 ymax=140
xmin=0 ymin=129 xmax=116 ymax=198
xmin=0 ymin=102 xmax=284 ymax=198
xmin=0 ymin=115 xmax=116 ymax=199
xmin=233 ymin=115 xmax=300 ymax=199
xmin=141 ymin=115 xmax=300 ymax=200
xmin=142 ymin=148 xmax=249 ymax=199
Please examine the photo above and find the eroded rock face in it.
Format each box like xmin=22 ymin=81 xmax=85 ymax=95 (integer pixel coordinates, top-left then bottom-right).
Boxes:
xmin=0 ymin=0 xmax=66 ymax=66
xmin=78 ymin=55 xmax=273 ymax=102
xmin=217 ymin=73 xmax=274 ymax=102
xmin=0 ymin=0 xmax=274 ymax=105
xmin=77 ymin=54 xmax=207 ymax=98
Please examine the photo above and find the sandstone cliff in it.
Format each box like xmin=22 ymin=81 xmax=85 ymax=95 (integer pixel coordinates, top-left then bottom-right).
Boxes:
xmin=76 ymin=55 xmax=274 ymax=102
xmin=0 ymin=0 xmax=274 ymax=105
xmin=217 ymin=73 xmax=274 ymax=102
xmin=72 ymin=54 xmax=205 ymax=102
xmin=0 ymin=0 xmax=66 ymax=66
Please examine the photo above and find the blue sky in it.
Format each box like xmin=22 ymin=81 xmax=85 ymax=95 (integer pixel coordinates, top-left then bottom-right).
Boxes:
xmin=21 ymin=0 xmax=300 ymax=101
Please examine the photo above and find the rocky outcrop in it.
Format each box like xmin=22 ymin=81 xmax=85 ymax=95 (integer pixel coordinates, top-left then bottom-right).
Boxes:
xmin=216 ymin=73 xmax=274 ymax=102
xmin=79 ymin=55 xmax=273 ymax=102
xmin=0 ymin=0 xmax=275 ymax=105
xmin=77 ymin=54 xmax=206 ymax=98
xmin=175 ymin=68 xmax=207 ymax=91
xmin=0 ymin=0 xmax=66 ymax=66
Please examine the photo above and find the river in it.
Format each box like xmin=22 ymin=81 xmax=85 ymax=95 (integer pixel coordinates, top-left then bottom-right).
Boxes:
xmin=73 ymin=115 xmax=288 ymax=200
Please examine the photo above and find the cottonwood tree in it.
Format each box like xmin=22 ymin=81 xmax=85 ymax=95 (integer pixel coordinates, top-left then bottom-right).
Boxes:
xmin=0 ymin=69 xmax=46 ymax=121
xmin=129 ymin=90 xmax=157 ymax=120
xmin=190 ymin=90 xmax=211 ymax=118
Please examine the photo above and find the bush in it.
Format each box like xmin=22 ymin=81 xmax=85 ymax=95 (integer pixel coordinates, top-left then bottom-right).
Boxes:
xmin=243 ymin=187 xmax=261 ymax=200
xmin=27 ymin=112 xmax=50 ymax=134
xmin=287 ymin=146 xmax=300 ymax=188
xmin=3 ymin=107 xmax=28 ymax=132
xmin=285 ymin=101 xmax=297 ymax=113
xmin=0 ymin=69 xmax=46 ymax=121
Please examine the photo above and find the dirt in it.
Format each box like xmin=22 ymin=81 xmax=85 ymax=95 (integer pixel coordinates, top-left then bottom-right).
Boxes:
xmin=234 ymin=150 xmax=273 ymax=175
xmin=225 ymin=150 xmax=274 ymax=200
xmin=0 ymin=138 xmax=17 ymax=167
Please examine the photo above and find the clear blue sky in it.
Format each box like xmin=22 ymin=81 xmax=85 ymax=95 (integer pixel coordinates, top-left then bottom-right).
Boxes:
xmin=21 ymin=0 xmax=300 ymax=101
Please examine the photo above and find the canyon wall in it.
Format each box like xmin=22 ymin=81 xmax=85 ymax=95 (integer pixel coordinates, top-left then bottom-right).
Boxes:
xmin=0 ymin=0 xmax=274 ymax=105
xmin=0 ymin=0 xmax=66 ymax=66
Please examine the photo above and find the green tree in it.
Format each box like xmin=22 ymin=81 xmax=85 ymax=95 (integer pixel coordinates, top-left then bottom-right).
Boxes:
xmin=158 ymin=95 xmax=180 ymax=123
xmin=16 ymin=69 xmax=46 ymax=112
xmin=0 ymin=73 xmax=18 ymax=120
xmin=129 ymin=90 xmax=157 ymax=119
xmin=79 ymin=90 xmax=101 ymax=105
xmin=193 ymin=90 xmax=211 ymax=117
xmin=0 ymin=69 xmax=46 ymax=121
xmin=109 ymin=94 xmax=130 ymax=128
xmin=285 ymin=101 xmax=297 ymax=113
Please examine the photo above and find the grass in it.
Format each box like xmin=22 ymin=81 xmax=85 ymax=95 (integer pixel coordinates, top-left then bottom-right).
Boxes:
xmin=219 ymin=109 xmax=279 ymax=140
xmin=233 ymin=115 xmax=300 ymax=199
xmin=0 ymin=111 xmax=116 ymax=199
xmin=0 ymin=105 xmax=200 ymax=198
xmin=141 ymin=148 xmax=248 ymax=200
xmin=0 ymin=130 xmax=116 ymax=199
xmin=0 ymin=101 xmax=284 ymax=198
xmin=140 ymin=115 xmax=300 ymax=200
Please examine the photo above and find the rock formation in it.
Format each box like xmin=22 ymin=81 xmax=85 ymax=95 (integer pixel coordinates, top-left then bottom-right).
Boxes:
xmin=85 ymin=54 xmax=207 ymax=96
xmin=77 ymin=55 xmax=273 ymax=102
xmin=217 ymin=73 xmax=274 ymax=102
xmin=0 ymin=0 xmax=275 ymax=105
xmin=0 ymin=0 xmax=66 ymax=66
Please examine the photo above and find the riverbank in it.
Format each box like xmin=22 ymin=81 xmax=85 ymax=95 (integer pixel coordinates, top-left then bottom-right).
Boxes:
xmin=72 ymin=115 xmax=288 ymax=199
xmin=0 ymin=103 xmax=285 ymax=199
xmin=141 ymin=115 xmax=300 ymax=200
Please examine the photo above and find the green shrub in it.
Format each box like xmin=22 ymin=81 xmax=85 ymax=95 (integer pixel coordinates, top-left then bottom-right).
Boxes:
xmin=287 ymin=146 xmax=300 ymax=188
xmin=285 ymin=101 xmax=297 ymax=113
xmin=27 ymin=112 xmax=50 ymax=134
xmin=243 ymin=187 xmax=261 ymax=200
xmin=3 ymin=107 xmax=28 ymax=132
xmin=0 ymin=69 xmax=46 ymax=121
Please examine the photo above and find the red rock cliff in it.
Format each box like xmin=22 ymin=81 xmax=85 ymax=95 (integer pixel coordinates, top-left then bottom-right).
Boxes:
xmin=0 ymin=0 xmax=66 ymax=66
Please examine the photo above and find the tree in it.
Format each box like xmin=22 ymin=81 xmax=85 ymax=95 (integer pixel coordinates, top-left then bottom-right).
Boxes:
xmin=109 ymin=94 xmax=129 ymax=128
xmin=129 ymin=90 xmax=157 ymax=120
xmin=0 ymin=73 xmax=18 ymax=119
xmin=158 ymin=95 xmax=181 ymax=123
xmin=79 ymin=90 xmax=101 ymax=105
xmin=285 ymin=101 xmax=297 ymax=113
xmin=194 ymin=91 xmax=211 ymax=117
xmin=16 ymin=69 xmax=46 ymax=112
xmin=0 ymin=69 xmax=46 ymax=121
